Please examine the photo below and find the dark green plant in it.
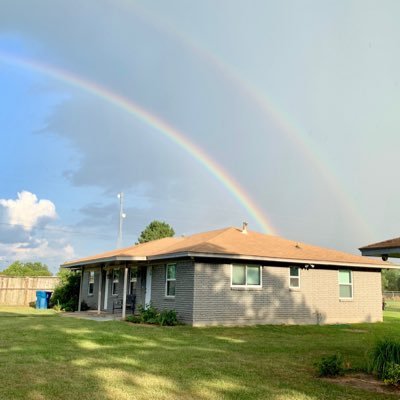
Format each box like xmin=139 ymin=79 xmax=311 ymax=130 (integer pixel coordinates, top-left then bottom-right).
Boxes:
xmin=370 ymin=338 xmax=400 ymax=379
xmin=159 ymin=309 xmax=178 ymax=326
xmin=126 ymin=315 xmax=142 ymax=324
xmin=315 ymin=354 xmax=344 ymax=377
xmin=383 ymin=362 xmax=400 ymax=386
xmin=50 ymin=272 xmax=81 ymax=311
xmin=133 ymin=304 xmax=178 ymax=326
xmin=137 ymin=303 xmax=159 ymax=323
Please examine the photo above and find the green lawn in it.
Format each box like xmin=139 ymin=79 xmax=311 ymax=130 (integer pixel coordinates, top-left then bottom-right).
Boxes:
xmin=0 ymin=307 xmax=399 ymax=400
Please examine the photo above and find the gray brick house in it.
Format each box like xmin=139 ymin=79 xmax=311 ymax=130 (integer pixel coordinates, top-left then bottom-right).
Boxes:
xmin=62 ymin=226 xmax=394 ymax=326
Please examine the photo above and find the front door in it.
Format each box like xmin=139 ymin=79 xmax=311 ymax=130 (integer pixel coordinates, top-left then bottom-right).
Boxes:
xmin=145 ymin=266 xmax=152 ymax=307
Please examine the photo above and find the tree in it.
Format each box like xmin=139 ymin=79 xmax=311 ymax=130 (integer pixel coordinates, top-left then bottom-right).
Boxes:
xmin=51 ymin=269 xmax=81 ymax=311
xmin=1 ymin=261 xmax=52 ymax=276
xmin=137 ymin=220 xmax=175 ymax=244
xmin=382 ymin=269 xmax=400 ymax=292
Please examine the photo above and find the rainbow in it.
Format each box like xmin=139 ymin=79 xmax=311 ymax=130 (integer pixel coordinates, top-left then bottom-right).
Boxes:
xmin=129 ymin=3 xmax=373 ymax=237
xmin=0 ymin=50 xmax=277 ymax=235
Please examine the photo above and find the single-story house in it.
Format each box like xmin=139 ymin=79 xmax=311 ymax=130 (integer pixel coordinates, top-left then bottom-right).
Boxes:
xmin=62 ymin=226 xmax=395 ymax=326
xmin=360 ymin=237 xmax=400 ymax=261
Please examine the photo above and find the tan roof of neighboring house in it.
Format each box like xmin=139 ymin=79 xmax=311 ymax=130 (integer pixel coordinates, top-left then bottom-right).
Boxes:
xmin=360 ymin=237 xmax=400 ymax=250
xmin=63 ymin=227 xmax=393 ymax=268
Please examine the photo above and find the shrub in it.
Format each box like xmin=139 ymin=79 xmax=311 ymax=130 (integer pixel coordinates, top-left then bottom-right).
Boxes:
xmin=159 ymin=309 xmax=178 ymax=326
xmin=383 ymin=362 xmax=400 ymax=386
xmin=370 ymin=338 xmax=400 ymax=379
xmin=126 ymin=315 xmax=142 ymax=324
xmin=315 ymin=354 xmax=344 ymax=377
xmin=137 ymin=303 xmax=159 ymax=324
xmin=50 ymin=271 xmax=81 ymax=311
xmin=132 ymin=304 xmax=178 ymax=326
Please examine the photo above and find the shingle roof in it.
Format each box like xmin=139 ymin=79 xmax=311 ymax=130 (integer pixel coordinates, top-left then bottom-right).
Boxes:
xmin=360 ymin=237 xmax=400 ymax=250
xmin=63 ymin=227 xmax=391 ymax=268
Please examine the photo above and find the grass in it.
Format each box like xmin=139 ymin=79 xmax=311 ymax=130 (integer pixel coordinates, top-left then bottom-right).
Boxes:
xmin=0 ymin=306 xmax=399 ymax=399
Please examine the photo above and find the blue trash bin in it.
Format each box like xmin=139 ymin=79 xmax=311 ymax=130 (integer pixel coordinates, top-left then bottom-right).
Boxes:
xmin=36 ymin=290 xmax=48 ymax=309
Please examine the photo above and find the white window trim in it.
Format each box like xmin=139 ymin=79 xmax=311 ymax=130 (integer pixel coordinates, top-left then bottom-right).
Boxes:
xmin=230 ymin=264 xmax=262 ymax=288
xmin=338 ymin=270 xmax=353 ymax=300
xmin=112 ymin=268 xmax=119 ymax=296
xmin=165 ymin=263 xmax=176 ymax=298
xmin=289 ymin=266 xmax=300 ymax=289
xmin=88 ymin=271 xmax=95 ymax=296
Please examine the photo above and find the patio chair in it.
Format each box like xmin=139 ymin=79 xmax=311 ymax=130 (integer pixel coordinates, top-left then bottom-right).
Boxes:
xmin=112 ymin=294 xmax=136 ymax=314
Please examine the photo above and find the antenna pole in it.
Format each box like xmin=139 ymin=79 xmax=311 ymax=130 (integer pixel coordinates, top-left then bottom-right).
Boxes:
xmin=117 ymin=192 xmax=125 ymax=248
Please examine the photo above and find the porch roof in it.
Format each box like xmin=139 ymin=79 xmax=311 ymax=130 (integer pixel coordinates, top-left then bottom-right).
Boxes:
xmin=62 ymin=227 xmax=395 ymax=269
xmin=359 ymin=237 xmax=400 ymax=259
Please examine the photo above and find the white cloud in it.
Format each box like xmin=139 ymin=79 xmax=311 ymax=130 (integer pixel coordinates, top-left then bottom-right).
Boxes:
xmin=0 ymin=191 xmax=57 ymax=231
xmin=0 ymin=239 xmax=75 ymax=272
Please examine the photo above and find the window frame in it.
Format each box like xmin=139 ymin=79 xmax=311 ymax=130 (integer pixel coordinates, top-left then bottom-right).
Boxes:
xmin=88 ymin=270 xmax=95 ymax=296
xmin=112 ymin=268 xmax=120 ymax=296
xmin=230 ymin=264 xmax=262 ymax=288
xmin=129 ymin=267 xmax=137 ymax=295
xmin=289 ymin=266 xmax=300 ymax=289
xmin=338 ymin=270 xmax=353 ymax=300
xmin=165 ymin=263 xmax=176 ymax=298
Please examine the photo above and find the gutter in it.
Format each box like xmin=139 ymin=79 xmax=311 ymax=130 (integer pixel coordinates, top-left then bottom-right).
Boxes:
xmin=62 ymin=251 xmax=398 ymax=269
xmin=147 ymin=251 xmax=396 ymax=269
xmin=62 ymin=255 xmax=146 ymax=268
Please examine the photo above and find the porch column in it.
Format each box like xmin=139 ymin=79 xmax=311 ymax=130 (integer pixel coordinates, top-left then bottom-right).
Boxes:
xmin=78 ymin=266 xmax=84 ymax=312
xmin=97 ymin=266 xmax=102 ymax=315
xmin=122 ymin=265 xmax=128 ymax=319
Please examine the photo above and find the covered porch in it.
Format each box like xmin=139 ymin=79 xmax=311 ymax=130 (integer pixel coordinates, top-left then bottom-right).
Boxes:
xmin=74 ymin=262 xmax=153 ymax=319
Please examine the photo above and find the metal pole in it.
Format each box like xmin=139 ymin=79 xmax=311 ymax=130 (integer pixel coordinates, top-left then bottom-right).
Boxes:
xmin=117 ymin=192 xmax=126 ymax=248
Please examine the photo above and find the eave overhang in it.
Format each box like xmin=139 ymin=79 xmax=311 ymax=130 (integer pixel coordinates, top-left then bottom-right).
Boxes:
xmin=62 ymin=255 xmax=147 ymax=268
xmin=147 ymin=251 xmax=396 ymax=269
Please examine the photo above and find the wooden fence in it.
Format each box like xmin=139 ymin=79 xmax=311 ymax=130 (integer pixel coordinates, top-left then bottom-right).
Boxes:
xmin=0 ymin=276 xmax=60 ymax=306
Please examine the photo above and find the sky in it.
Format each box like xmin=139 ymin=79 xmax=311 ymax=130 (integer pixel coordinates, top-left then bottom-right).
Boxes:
xmin=1 ymin=0 xmax=400 ymax=273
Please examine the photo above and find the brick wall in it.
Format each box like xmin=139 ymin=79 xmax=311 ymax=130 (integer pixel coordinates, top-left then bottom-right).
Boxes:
xmin=192 ymin=263 xmax=382 ymax=326
xmin=151 ymin=261 xmax=194 ymax=324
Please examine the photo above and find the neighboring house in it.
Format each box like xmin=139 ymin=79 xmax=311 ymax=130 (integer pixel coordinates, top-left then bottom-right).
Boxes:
xmin=360 ymin=237 xmax=400 ymax=261
xmin=62 ymin=226 xmax=394 ymax=326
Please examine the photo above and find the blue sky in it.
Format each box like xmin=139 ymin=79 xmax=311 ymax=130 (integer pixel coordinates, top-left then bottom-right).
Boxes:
xmin=1 ymin=0 xmax=400 ymax=272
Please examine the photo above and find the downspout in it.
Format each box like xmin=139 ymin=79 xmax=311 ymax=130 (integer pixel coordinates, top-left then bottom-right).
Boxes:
xmin=78 ymin=266 xmax=84 ymax=312
xmin=122 ymin=263 xmax=128 ymax=319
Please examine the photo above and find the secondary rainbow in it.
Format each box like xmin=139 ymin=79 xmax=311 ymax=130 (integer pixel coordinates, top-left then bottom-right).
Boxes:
xmin=0 ymin=50 xmax=277 ymax=235
xmin=129 ymin=3 xmax=373 ymax=237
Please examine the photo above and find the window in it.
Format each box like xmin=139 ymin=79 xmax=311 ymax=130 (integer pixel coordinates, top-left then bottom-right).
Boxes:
xmin=88 ymin=271 xmax=94 ymax=295
xmin=289 ymin=267 xmax=300 ymax=289
xmin=165 ymin=264 xmax=176 ymax=297
xmin=129 ymin=267 xmax=137 ymax=294
xmin=112 ymin=269 xmax=119 ymax=296
xmin=231 ymin=265 xmax=261 ymax=287
xmin=339 ymin=270 xmax=353 ymax=299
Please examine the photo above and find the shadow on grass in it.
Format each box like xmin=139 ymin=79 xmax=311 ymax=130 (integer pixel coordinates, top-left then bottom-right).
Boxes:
xmin=1 ymin=310 xmax=399 ymax=400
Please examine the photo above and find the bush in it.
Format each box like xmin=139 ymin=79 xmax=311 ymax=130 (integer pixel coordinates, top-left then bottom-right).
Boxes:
xmin=315 ymin=354 xmax=344 ymax=377
xmin=50 ymin=271 xmax=81 ymax=311
xmin=159 ymin=309 xmax=178 ymax=326
xmin=383 ymin=362 xmax=400 ymax=386
xmin=131 ymin=304 xmax=178 ymax=326
xmin=137 ymin=303 xmax=159 ymax=324
xmin=126 ymin=315 xmax=142 ymax=324
xmin=370 ymin=338 xmax=400 ymax=379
